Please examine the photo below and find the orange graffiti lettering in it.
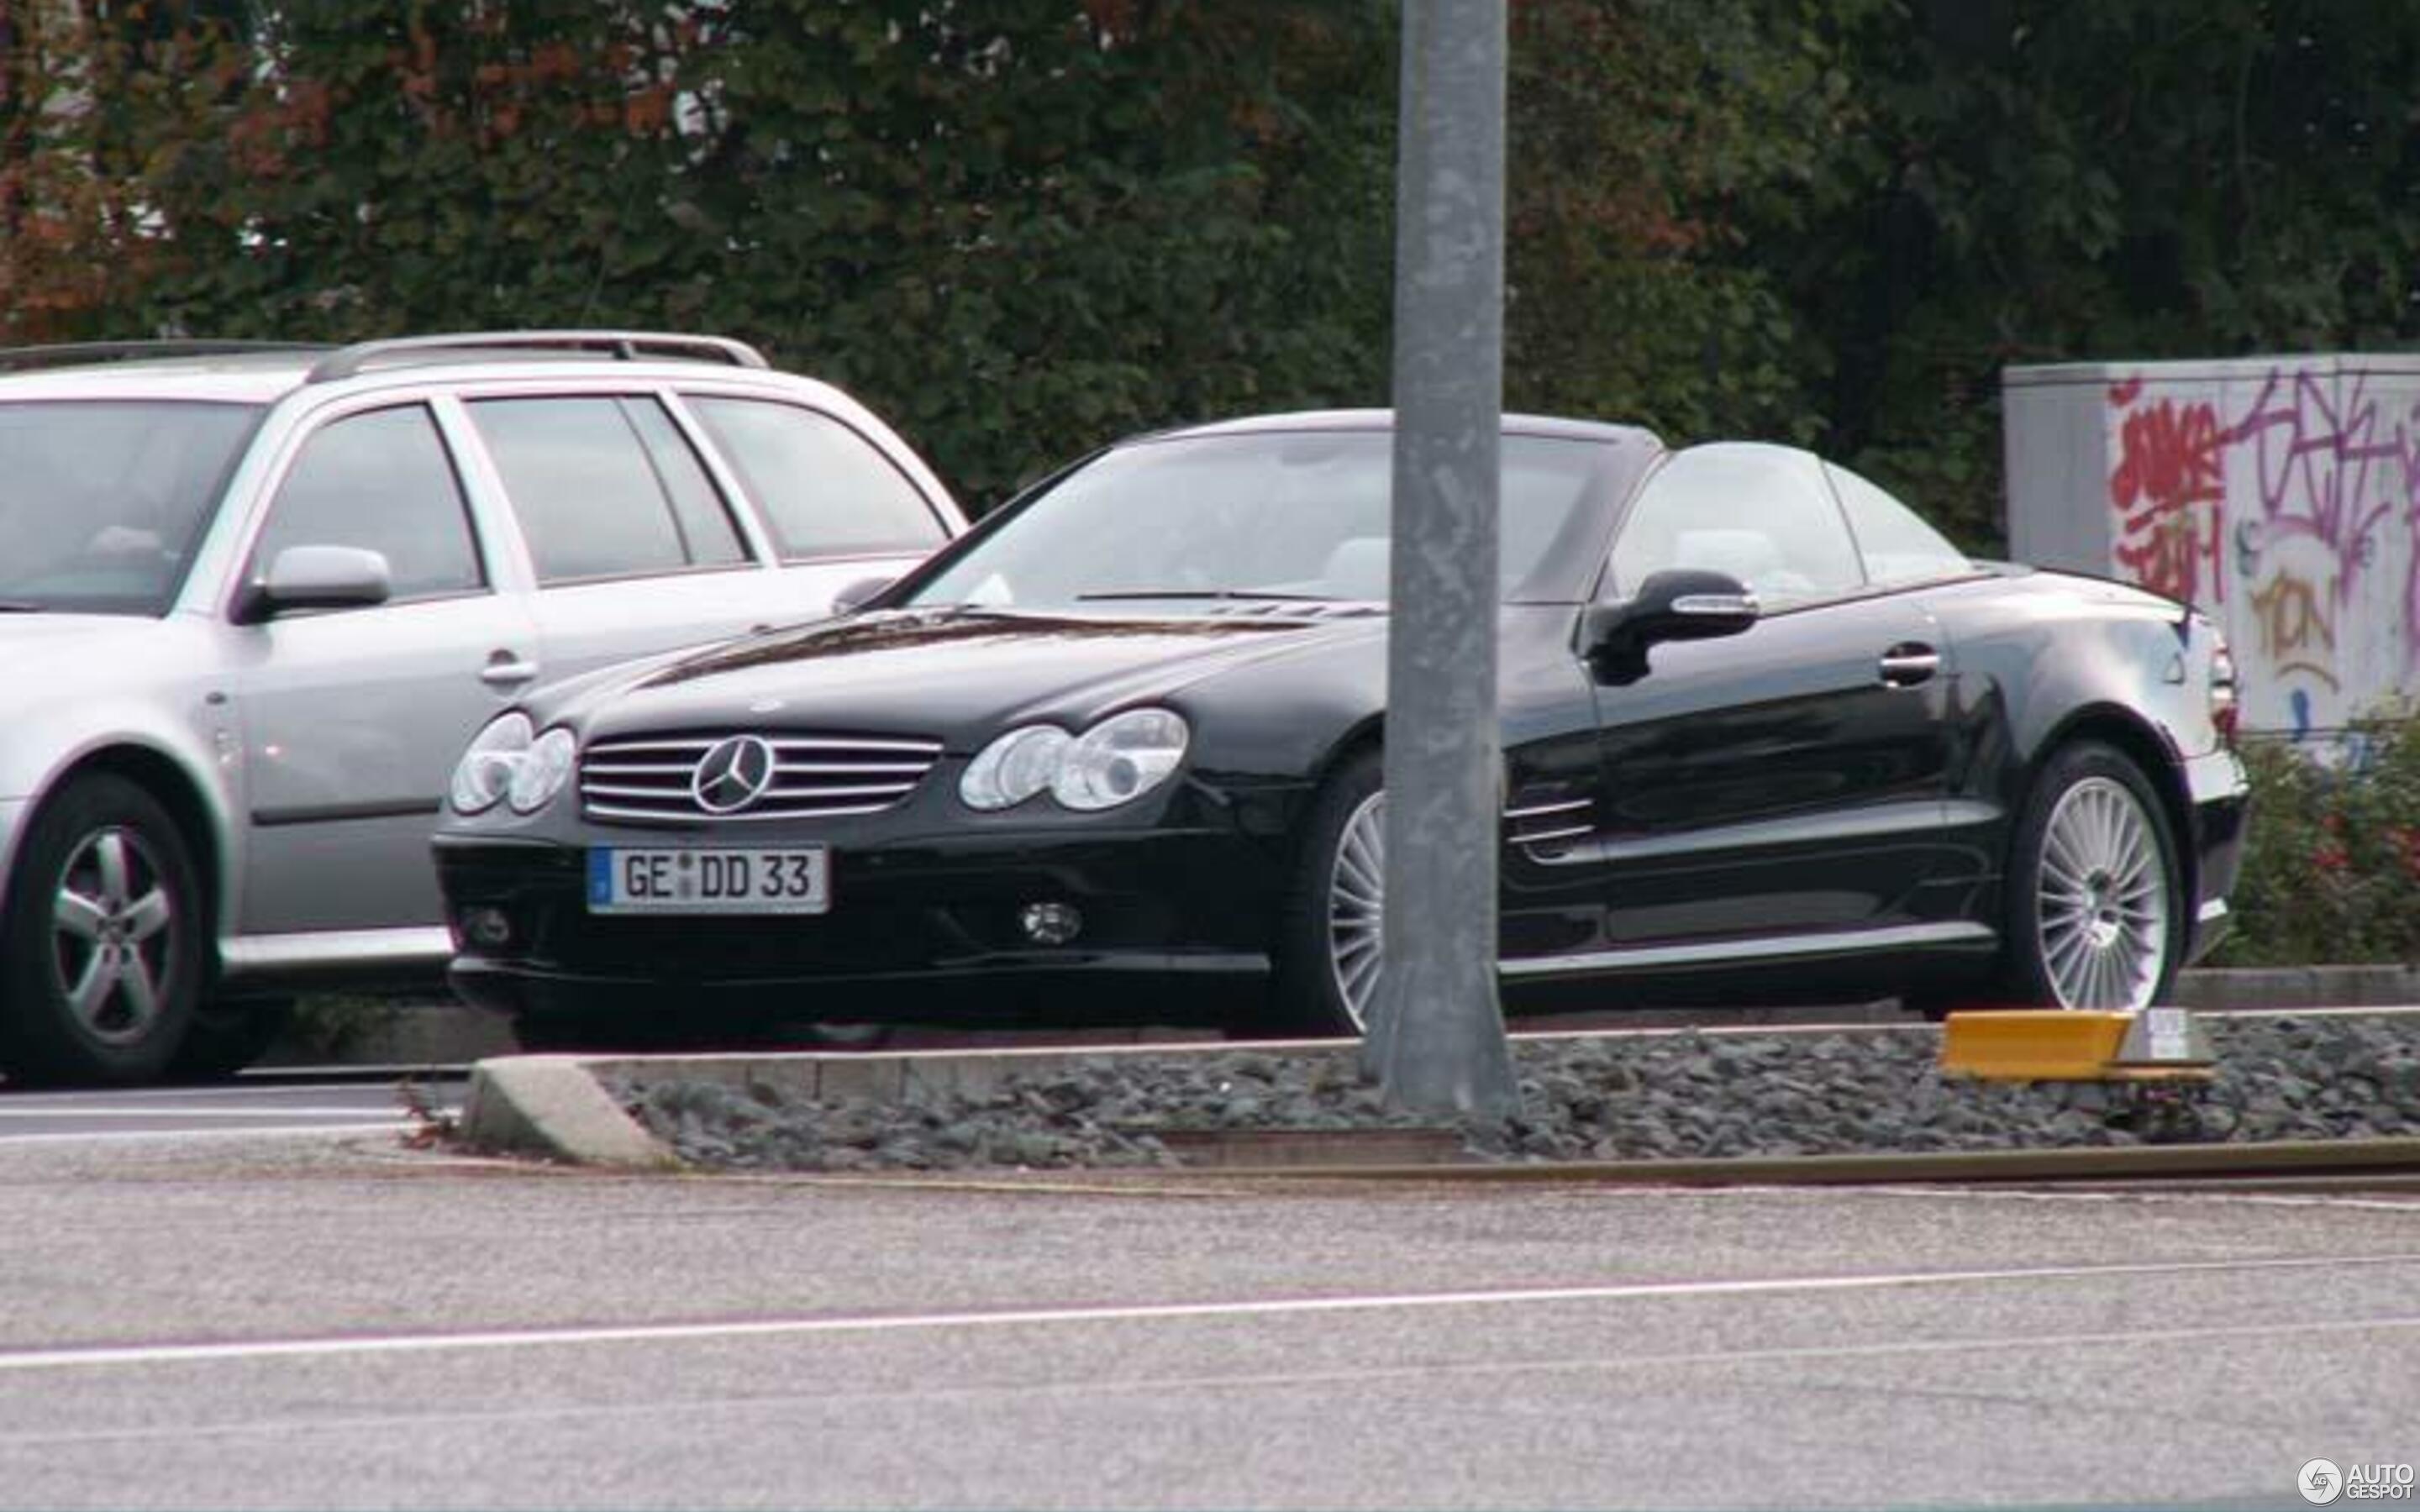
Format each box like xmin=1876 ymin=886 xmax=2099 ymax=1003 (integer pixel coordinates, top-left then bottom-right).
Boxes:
xmin=2248 ymin=570 xmax=2342 ymax=690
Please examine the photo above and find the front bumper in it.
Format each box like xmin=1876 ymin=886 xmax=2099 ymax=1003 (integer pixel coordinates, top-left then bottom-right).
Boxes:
xmin=432 ymin=827 xmax=1283 ymax=1026
xmin=2180 ymin=746 xmax=2252 ymax=964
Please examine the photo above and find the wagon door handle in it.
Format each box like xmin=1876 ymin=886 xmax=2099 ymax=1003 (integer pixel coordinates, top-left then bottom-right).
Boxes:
xmin=480 ymin=650 xmax=542 ymax=688
xmin=1878 ymin=643 xmax=1940 ymax=688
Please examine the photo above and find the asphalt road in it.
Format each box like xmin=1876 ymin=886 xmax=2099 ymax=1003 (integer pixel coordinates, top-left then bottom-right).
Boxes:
xmin=0 ymin=1116 xmax=2413 ymax=1510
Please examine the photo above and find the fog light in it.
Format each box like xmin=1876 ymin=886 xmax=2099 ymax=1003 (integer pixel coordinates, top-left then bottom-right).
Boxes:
xmin=1018 ymin=901 xmax=1082 ymax=946
xmin=463 ymin=906 xmax=513 ymax=949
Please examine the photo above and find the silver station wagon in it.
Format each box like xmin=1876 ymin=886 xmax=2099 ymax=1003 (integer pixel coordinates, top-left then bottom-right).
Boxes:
xmin=0 ymin=332 xmax=964 ymax=1085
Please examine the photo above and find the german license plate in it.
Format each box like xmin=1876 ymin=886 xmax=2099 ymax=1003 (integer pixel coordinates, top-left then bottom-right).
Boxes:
xmin=587 ymin=846 xmax=831 ymax=915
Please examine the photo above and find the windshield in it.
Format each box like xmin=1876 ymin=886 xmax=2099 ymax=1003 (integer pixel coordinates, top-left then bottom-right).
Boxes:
xmin=903 ymin=431 xmax=1629 ymax=612
xmin=0 ymin=400 xmax=262 ymax=615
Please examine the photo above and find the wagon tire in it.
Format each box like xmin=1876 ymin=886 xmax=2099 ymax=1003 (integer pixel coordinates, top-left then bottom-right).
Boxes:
xmin=0 ymin=775 xmax=205 ymax=1087
xmin=170 ymin=997 xmax=295 ymax=1082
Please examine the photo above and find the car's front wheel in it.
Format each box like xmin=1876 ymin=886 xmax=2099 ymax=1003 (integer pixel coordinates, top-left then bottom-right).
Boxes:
xmin=1996 ymin=741 xmax=2182 ymax=1011
xmin=1267 ymin=748 xmax=1386 ymax=1037
xmin=0 ymin=775 xmax=204 ymax=1086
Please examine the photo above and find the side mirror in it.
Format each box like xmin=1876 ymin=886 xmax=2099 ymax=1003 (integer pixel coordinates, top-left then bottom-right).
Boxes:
xmin=1583 ymin=568 xmax=1759 ymax=685
xmin=234 ymin=544 xmax=393 ymax=624
xmin=830 ymin=574 xmax=897 ymax=616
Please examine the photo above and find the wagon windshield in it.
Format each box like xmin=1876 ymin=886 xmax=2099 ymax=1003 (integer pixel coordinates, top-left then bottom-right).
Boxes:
xmin=0 ymin=401 xmax=261 ymax=615
xmin=905 ymin=430 xmax=1635 ymax=612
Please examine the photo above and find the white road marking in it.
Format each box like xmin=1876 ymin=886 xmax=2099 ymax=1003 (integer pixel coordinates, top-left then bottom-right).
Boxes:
xmin=0 ymin=1123 xmax=415 ymax=1147
xmin=0 ymin=1106 xmax=404 ymax=1120
xmin=2 ymin=1251 xmax=2414 ymax=1375
xmin=7 ymin=1310 xmax=2420 ymax=1452
xmin=0 ymin=1078 xmax=446 ymax=1104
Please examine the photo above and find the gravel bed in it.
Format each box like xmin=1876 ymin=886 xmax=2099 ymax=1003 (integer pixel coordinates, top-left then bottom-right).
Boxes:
xmin=615 ymin=1013 xmax=2420 ymax=1173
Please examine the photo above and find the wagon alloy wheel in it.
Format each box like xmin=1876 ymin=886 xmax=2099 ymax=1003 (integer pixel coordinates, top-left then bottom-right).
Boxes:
xmin=1325 ymin=791 xmax=1387 ymax=1030
xmin=0 ymin=775 xmax=203 ymax=1086
xmin=2036 ymin=776 xmax=2171 ymax=1009
xmin=51 ymin=828 xmax=181 ymax=1045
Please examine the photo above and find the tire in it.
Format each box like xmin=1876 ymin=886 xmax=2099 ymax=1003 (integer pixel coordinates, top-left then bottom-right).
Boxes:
xmin=169 ymin=997 xmax=295 ymax=1082
xmin=1266 ymin=748 xmax=1386 ymax=1037
xmin=1993 ymin=740 xmax=2183 ymax=1011
xmin=0 ymin=775 xmax=205 ymax=1087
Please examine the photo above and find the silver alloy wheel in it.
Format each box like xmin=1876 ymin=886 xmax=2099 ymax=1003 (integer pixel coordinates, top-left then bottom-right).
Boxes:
xmin=2035 ymin=775 xmax=2170 ymax=1010
xmin=49 ymin=827 xmax=179 ymax=1047
xmin=1326 ymin=790 xmax=1386 ymax=1029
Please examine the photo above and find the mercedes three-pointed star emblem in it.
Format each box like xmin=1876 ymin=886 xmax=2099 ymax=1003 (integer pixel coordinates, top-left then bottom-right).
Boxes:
xmin=691 ymin=734 xmax=777 ymax=815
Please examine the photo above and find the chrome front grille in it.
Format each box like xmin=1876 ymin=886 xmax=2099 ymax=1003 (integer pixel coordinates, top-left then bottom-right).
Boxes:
xmin=580 ymin=731 xmax=944 ymax=825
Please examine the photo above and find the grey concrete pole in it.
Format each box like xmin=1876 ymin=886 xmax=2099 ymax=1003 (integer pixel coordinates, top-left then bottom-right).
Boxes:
xmin=1360 ymin=0 xmax=1518 ymax=1118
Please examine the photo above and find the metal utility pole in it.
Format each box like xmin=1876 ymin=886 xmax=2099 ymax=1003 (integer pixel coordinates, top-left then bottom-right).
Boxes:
xmin=1360 ymin=0 xmax=1518 ymax=1118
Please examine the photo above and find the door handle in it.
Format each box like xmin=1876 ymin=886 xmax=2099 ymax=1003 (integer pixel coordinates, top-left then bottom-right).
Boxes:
xmin=1878 ymin=644 xmax=1939 ymax=687
xmin=480 ymin=651 xmax=541 ymax=687
xmin=1878 ymin=643 xmax=1939 ymax=688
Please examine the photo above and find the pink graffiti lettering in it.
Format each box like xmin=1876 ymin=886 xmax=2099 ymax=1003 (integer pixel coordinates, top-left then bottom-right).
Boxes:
xmin=2402 ymin=402 xmax=2420 ymax=680
xmin=2226 ymin=368 xmax=2398 ymax=604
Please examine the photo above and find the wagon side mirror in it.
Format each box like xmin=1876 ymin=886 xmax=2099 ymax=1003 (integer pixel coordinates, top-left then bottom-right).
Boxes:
xmin=1583 ymin=569 xmax=1759 ymax=685
xmin=234 ymin=544 xmax=393 ymax=624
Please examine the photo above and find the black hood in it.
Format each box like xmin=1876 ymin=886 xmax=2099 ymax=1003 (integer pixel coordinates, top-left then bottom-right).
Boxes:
xmin=566 ymin=607 xmax=1384 ymax=750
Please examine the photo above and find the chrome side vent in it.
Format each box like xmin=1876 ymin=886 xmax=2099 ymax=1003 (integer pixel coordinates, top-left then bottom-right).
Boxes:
xmin=1504 ymin=793 xmax=1593 ymax=860
xmin=581 ymin=731 xmax=943 ymax=826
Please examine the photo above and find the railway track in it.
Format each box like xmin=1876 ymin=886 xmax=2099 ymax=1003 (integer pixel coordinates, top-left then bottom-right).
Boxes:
xmin=1141 ymin=1130 xmax=2420 ymax=1189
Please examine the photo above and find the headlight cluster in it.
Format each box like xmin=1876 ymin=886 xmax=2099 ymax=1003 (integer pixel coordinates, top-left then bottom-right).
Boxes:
xmin=960 ymin=707 xmax=1189 ymax=812
xmin=449 ymin=712 xmax=577 ymax=816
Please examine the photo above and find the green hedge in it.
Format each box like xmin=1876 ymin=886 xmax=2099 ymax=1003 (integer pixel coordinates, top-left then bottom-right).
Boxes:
xmin=2217 ymin=718 xmax=2420 ymax=967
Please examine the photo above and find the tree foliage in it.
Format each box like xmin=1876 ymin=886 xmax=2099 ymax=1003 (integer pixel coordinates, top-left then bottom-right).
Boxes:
xmin=1753 ymin=0 xmax=2420 ymax=543
xmin=6 ymin=1 xmax=2416 ymax=528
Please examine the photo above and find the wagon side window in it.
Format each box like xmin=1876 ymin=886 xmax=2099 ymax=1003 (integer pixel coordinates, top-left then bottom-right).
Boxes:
xmin=468 ymin=395 xmax=750 ymax=584
xmin=249 ymin=404 xmax=486 ymax=601
xmin=687 ymin=397 xmax=949 ymax=561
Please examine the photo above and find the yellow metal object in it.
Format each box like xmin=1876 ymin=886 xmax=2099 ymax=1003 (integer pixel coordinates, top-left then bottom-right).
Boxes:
xmin=1939 ymin=1011 xmax=2128 ymax=1080
xmin=1937 ymin=1010 xmax=2213 ymax=1082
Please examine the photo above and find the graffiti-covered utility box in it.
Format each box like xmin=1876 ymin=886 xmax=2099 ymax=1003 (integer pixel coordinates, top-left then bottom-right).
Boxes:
xmin=2004 ymin=356 xmax=2420 ymax=740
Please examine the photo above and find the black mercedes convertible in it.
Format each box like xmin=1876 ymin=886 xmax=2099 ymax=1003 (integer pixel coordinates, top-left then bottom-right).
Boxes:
xmin=432 ymin=411 xmax=2250 ymax=1047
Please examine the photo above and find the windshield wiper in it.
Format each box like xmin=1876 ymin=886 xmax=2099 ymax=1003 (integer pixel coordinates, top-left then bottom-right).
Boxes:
xmin=0 ymin=600 xmax=44 ymax=612
xmin=1075 ymin=589 xmax=1346 ymax=603
xmin=893 ymin=602 xmax=1033 ymax=618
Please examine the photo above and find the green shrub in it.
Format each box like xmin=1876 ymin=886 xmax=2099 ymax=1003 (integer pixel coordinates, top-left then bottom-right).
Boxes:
xmin=2216 ymin=714 xmax=2420 ymax=967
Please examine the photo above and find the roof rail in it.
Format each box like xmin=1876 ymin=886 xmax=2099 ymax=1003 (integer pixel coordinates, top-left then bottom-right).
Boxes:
xmin=0 ymin=339 xmax=333 ymax=374
xmin=306 ymin=330 xmax=771 ymax=383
